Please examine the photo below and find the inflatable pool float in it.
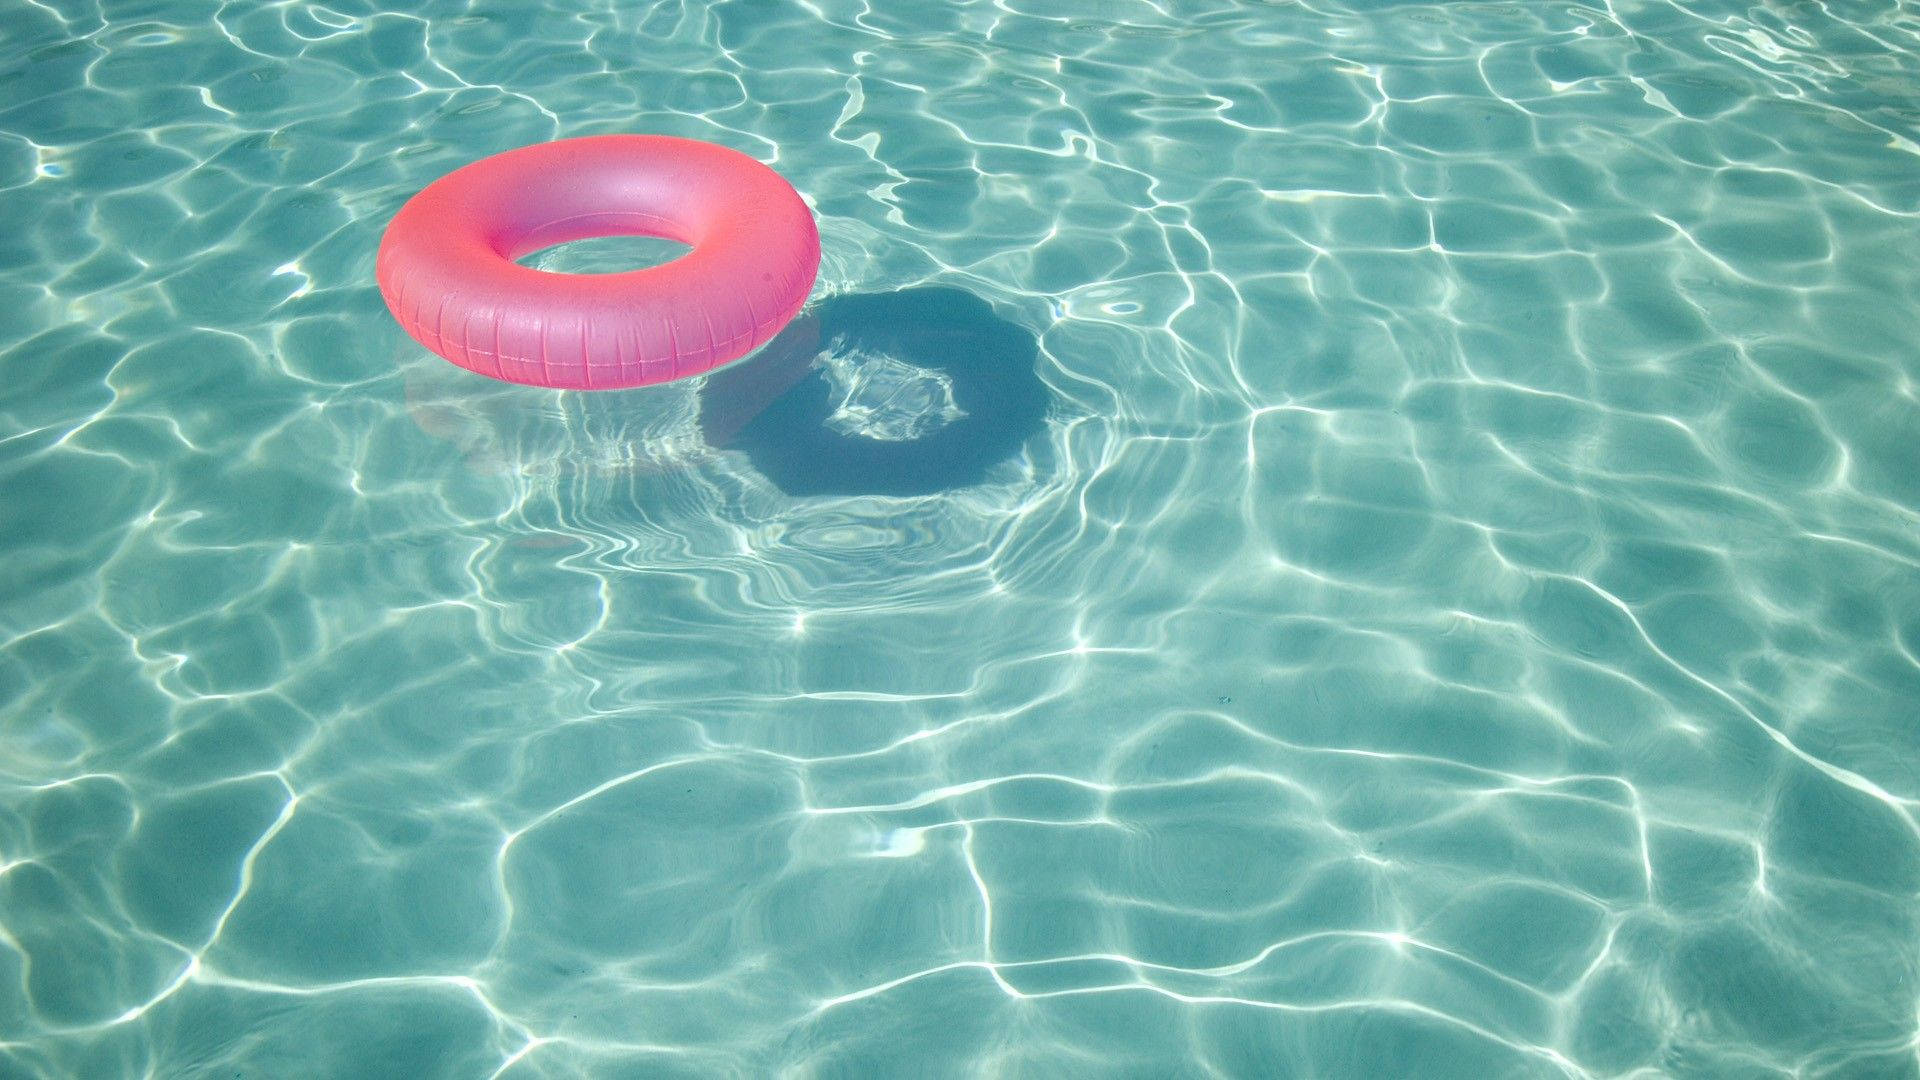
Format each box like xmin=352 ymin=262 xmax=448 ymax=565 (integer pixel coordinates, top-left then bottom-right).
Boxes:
xmin=378 ymin=135 xmax=819 ymax=390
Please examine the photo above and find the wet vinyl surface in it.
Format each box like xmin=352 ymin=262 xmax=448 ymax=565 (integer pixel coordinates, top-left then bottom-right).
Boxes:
xmin=2 ymin=0 xmax=1920 ymax=1076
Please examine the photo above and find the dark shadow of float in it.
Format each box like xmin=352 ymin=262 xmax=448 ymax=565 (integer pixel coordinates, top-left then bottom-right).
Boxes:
xmin=697 ymin=286 xmax=1052 ymax=499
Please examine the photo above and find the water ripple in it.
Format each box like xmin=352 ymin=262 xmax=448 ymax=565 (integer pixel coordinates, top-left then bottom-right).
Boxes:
xmin=3 ymin=0 xmax=1919 ymax=1075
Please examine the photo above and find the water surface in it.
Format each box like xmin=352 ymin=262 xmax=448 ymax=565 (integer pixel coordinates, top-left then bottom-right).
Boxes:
xmin=3 ymin=0 xmax=1919 ymax=1075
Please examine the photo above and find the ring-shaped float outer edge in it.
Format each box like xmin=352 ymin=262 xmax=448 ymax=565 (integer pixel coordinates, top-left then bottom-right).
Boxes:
xmin=377 ymin=135 xmax=821 ymax=390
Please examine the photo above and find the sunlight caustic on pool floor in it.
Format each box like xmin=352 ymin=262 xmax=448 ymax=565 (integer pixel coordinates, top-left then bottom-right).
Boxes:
xmin=2 ymin=0 xmax=1919 ymax=1076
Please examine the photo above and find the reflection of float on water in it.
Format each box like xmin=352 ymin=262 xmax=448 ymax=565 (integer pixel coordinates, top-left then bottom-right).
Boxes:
xmin=403 ymin=286 xmax=1051 ymax=499
xmin=400 ymin=352 xmax=698 ymax=480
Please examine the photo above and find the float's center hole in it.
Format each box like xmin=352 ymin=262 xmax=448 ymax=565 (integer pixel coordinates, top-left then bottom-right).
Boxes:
xmin=517 ymin=235 xmax=692 ymax=275
xmin=819 ymin=342 xmax=966 ymax=442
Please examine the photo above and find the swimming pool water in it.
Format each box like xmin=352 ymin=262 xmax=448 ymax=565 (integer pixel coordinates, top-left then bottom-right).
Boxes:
xmin=3 ymin=0 xmax=1919 ymax=1076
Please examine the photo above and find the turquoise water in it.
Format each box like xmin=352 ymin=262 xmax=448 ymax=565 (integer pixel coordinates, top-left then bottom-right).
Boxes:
xmin=4 ymin=0 xmax=1920 ymax=1074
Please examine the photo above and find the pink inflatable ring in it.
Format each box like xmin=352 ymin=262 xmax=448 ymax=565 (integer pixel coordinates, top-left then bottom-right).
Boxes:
xmin=377 ymin=135 xmax=820 ymax=390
